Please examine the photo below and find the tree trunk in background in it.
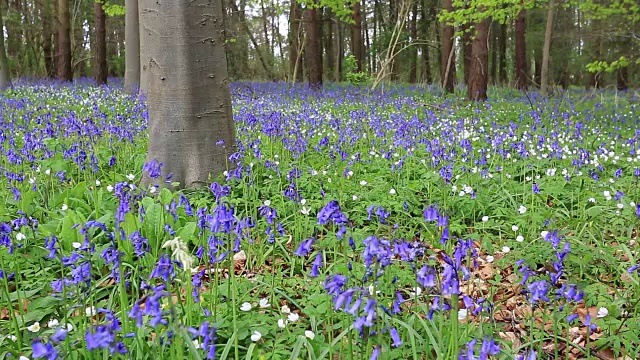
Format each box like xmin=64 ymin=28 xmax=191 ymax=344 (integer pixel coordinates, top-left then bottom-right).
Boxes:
xmin=441 ymin=0 xmax=455 ymax=93
xmin=324 ymin=9 xmax=334 ymax=80
xmin=490 ymin=21 xmax=497 ymax=84
xmin=462 ymin=23 xmax=472 ymax=85
xmin=6 ymin=0 xmax=23 ymax=69
xmin=259 ymin=0 xmax=271 ymax=64
xmin=586 ymin=12 xmax=601 ymax=89
xmin=334 ymin=18 xmax=342 ymax=81
xmin=617 ymin=66 xmax=628 ymax=91
xmin=0 ymin=0 xmax=12 ymax=90
xmin=288 ymin=0 xmax=303 ymax=82
xmin=533 ymin=49 xmax=542 ymax=87
xmin=94 ymin=1 xmax=107 ymax=85
xmin=498 ymin=23 xmax=507 ymax=85
xmin=430 ymin=4 xmax=440 ymax=83
xmin=57 ymin=0 xmax=72 ymax=81
xmin=389 ymin=0 xmax=398 ymax=81
xmin=540 ymin=0 xmax=554 ymax=96
xmin=351 ymin=0 xmax=363 ymax=72
xmin=306 ymin=6 xmax=322 ymax=89
xmin=40 ymin=0 xmax=55 ymax=77
xmin=468 ymin=15 xmax=489 ymax=101
xmin=226 ymin=0 xmax=250 ymax=80
xmin=228 ymin=0 xmax=274 ymax=80
xmin=514 ymin=8 xmax=527 ymax=90
xmin=372 ymin=0 xmax=379 ymax=73
xmin=124 ymin=0 xmax=140 ymax=90
xmin=419 ymin=0 xmax=432 ymax=83
xmin=140 ymin=0 xmax=235 ymax=189
xmin=408 ymin=2 xmax=417 ymax=83
xmin=362 ymin=1 xmax=370 ymax=74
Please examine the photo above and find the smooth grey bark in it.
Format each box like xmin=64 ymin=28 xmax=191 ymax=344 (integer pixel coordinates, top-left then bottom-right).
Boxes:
xmin=140 ymin=0 xmax=236 ymax=189
xmin=540 ymin=0 xmax=554 ymax=96
xmin=0 ymin=0 xmax=11 ymax=91
xmin=124 ymin=0 xmax=140 ymax=92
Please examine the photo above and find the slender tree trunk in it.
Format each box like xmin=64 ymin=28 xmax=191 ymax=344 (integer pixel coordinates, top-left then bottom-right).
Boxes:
xmin=533 ymin=48 xmax=542 ymax=87
xmin=351 ymin=0 xmax=363 ymax=72
xmin=140 ymin=0 xmax=235 ymax=189
xmin=324 ymin=9 xmax=334 ymax=80
xmin=0 ymin=0 xmax=12 ymax=90
xmin=514 ymin=8 xmax=527 ymax=90
xmin=125 ymin=0 xmax=140 ymax=89
xmin=94 ymin=1 xmax=107 ymax=85
xmin=334 ymin=18 xmax=342 ymax=81
xmin=259 ymin=0 xmax=270 ymax=55
xmin=441 ymin=0 xmax=455 ymax=93
xmin=490 ymin=21 xmax=497 ymax=84
xmin=362 ymin=1 xmax=370 ymax=74
xmin=587 ymin=11 xmax=601 ymax=89
xmin=540 ymin=0 xmax=554 ymax=96
xmin=408 ymin=2 xmax=418 ymax=83
xmin=431 ymin=4 xmax=440 ymax=83
xmin=306 ymin=6 xmax=322 ymax=89
xmin=467 ymin=14 xmax=489 ymax=101
xmin=617 ymin=66 xmax=628 ymax=91
xmin=56 ymin=0 xmax=72 ymax=81
xmin=229 ymin=0 xmax=275 ymax=80
xmin=39 ymin=0 xmax=55 ymax=77
xmin=288 ymin=0 xmax=303 ymax=82
xmin=389 ymin=0 xmax=398 ymax=81
xmin=498 ymin=22 xmax=507 ymax=85
xmin=419 ymin=0 xmax=432 ymax=83
xmin=6 ymin=0 xmax=22 ymax=69
xmin=372 ymin=0 xmax=378 ymax=73
xmin=462 ymin=23 xmax=472 ymax=85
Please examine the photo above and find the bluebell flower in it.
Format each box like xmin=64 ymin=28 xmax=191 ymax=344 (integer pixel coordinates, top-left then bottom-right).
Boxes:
xmin=423 ymin=206 xmax=438 ymax=221
xmin=390 ymin=327 xmax=403 ymax=347
xmin=516 ymin=349 xmax=537 ymax=360
xmin=324 ymin=274 xmax=347 ymax=295
xmin=528 ymin=280 xmax=550 ymax=303
xmin=532 ymin=183 xmax=540 ymax=194
xmin=310 ymin=252 xmax=323 ymax=277
xmin=32 ymin=339 xmax=58 ymax=360
xmin=317 ymin=200 xmax=348 ymax=225
xmin=294 ymin=237 xmax=315 ymax=256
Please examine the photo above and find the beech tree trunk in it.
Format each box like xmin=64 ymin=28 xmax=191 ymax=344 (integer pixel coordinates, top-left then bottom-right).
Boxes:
xmin=467 ymin=15 xmax=489 ymax=101
xmin=441 ymin=0 xmax=455 ymax=93
xmin=94 ymin=1 xmax=107 ymax=85
xmin=514 ymin=8 xmax=527 ymax=90
xmin=540 ymin=0 xmax=554 ymax=96
xmin=462 ymin=23 xmax=472 ymax=85
xmin=490 ymin=21 xmax=497 ymax=84
xmin=124 ymin=0 xmax=140 ymax=91
xmin=140 ymin=0 xmax=236 ymax=189
xmin=334 ymin=18 xmax=342 ymax=81
xmin=0 ymin=0 xmax=12 ymax=90
xmin=419 ymin=0 xmax=432 ymax=83
xmin=408 ymin=2 xmax=417 ymax=84
xmin=39 ymin=0 xmax=55 ymax=78
xmin=498 ymin=23 xmax=507 ymax=85
xmin=288 ymin=0 xmax=303 ymax=82
xmin=351 ymin=0 xmax=363 ymax=72
xmin=57 ymin=0 xmax=72 ymax=81
xmin=306 ymin=6 xmax=322 ymax=89
xmin=324 ymin=9 xmax=334 ymax=80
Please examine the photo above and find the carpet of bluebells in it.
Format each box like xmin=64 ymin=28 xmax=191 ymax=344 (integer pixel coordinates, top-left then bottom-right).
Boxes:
xmin=0 ymin=81 xmax=639 ymax=360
